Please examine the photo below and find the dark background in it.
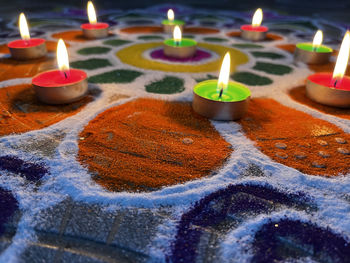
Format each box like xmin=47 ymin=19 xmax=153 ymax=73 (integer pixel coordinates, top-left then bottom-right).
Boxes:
xmin=1 ymin=0 xmax=350 ymax=23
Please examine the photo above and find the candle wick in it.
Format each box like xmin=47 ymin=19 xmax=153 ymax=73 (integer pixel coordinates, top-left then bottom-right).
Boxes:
xmin=175 ymin=41 xmax=179 ymax=47
xmin=333 ymin=79 xmax=338 ymax=88
xmin=218 ymin=88 xmax=223 ymax=99
xmin=64 ymin=71 xmax=68 ymax=79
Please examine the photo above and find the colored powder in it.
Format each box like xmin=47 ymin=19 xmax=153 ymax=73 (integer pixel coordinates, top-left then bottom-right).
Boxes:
xmin=70 ymin=58 xmax=112 ymax=70
xmin=77 ymin=47 xmax=111 ymax=55
xmin=103 ymin=39 xmax=132 ymax=47
xmin=232 ymin=72 xmax=273 ymax=86
xmin=88 ymin=69 xmax=142 ymax=84
xmin=253 ymin=62 xmax=293 ymax=75
xmin=239 ymin=98 xmax=350 ymax=176
xmin=251 ymin=51 xmax=285 ymax=59
xmin=145 ymin=76 xmax=185 ymax=94
xmin=289 ymin=86 xmax=350 ymax=120
xmin=78 ymin=98 xmax=232 ymax=192
xmin=0 ymin=187 xmax=18 ymax=235
xmin=252 ymin=219 xmax=350 ymax=262
xmin=0 ymin=84 xmax=92 ymax=136
xmin=170 ymin=183 xmax=313 ymax=263
xmin=0 ymin=155 xmax=48 ymax=182
xmin=150 ymin=49 xmax=211 ymax=63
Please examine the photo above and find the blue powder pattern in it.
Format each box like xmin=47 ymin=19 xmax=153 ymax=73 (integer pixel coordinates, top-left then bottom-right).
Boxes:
xmin=0 ymin=187 xmax=18 ymax=235
xmin=0 ymin=156 xmax=48 ymax=182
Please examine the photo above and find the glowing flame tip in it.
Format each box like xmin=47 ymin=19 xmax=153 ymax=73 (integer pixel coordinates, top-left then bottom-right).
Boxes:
xmin=252 ymin=8 xmax=263 ymax=27
xmin=173 ymin=25 xmax=182 ymax=43
xmin=57 ymin=39 xmax=70 ymax=72
xmin=332 ymin=31 xmax=350 ymax=82
xmin=167 ymin=9 xmax=174 ymax=21
xmin=87 ymin=1 xmax=97 ymax=24
xmin=19 ymin=13 xmax=30 ymax=41
xmin=218 ymin=52 xmax=231 ymax=91
xmin=312 ymin=30 xmax=323 ymax=48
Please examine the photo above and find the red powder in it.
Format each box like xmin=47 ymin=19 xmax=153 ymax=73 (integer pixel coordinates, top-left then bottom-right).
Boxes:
xmin=239 ymin=98 xmax=350 ymax=176
xmin=78 ymin=98 xmax=232 ymax=192
xmin=0 ymin=84 xmax=92 ymax=136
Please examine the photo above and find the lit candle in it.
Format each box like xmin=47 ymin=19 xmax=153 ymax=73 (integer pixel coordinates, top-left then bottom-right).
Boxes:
xmin=162 ymin=9 xmax=185 ymax=34
xmin=32 ymin=39 xmax=88 ymax=104
xmin=163 ymin=26 xmax=197 ymax=59
xmin=192 ymin=52 xmax=251 ymax=120
xmin=294 ymin=30 xmax=333 ymax=64
xmin=7 ymin=13 xmax=47 ymax=60
xmin=240 ymin=8 xmax=268 ymax=41
xmin=306 ymin=31 xmax=350 ymax=108
xmin=81 ymin=1 xmax=109 ymax=39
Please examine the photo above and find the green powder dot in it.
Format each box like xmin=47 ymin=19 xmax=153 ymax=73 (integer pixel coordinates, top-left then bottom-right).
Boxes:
xmin=138 ymin=35 xmax=164 ymax=40
xmin=70 ymin=58 xmax=112 ymax=70
xmin=183 ymin=35 xmax=195 ymax=39
xmin=253 ymin=62 xmax=293 ymax=75
xmin=195 ymin=74 xmax=217 ymax=83
xmin=89 ymin=69 xmax=143 ymax=84
xmin=232 ymin=43 xmax=264 ymax=49
xmin=145 ymin=76 xmax=185 ymax=94
xmin=77 ymin=47 xmax=111 ymax=55
xmin=232 ymin=72 xmax=273 ymax=86
xmin=203 ymin=37 xmax=228 ymax=42
xmin=251 ymin=51 xmax=285 ymax=60
xmin=103 ymin=39 xmax=132 ymax=47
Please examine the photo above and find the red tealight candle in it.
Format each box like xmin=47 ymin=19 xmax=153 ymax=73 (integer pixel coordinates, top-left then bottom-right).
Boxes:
xmin=306 ymin=31 xmax=350 ymax=108
xmin=32 ymin=39 xmax=88 ymax=105
xmin=241 ymin=8 xmax=268 ymax=41
xmin=81 ymin=1 xmax=109 ymax=39
xmin=8 ymin=13 xmax=47 ymax=60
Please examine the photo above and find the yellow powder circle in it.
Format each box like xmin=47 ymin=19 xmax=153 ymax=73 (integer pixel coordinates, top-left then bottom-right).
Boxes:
xmin=116 ymin=42 xmax=248 ymax=73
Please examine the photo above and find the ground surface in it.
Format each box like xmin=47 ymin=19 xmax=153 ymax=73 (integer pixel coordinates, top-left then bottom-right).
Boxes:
xmin=0 ymin=4 xmax=350 ymax=263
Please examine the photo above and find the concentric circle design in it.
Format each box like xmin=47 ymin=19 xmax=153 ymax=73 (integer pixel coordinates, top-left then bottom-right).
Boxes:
xmin=116 ymin=42 xmax=248 ymax=73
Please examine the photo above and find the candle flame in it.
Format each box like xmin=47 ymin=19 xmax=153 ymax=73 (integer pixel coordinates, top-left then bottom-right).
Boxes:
xmin=19 ymin=13 xmax=30 ymax=41
xmin=57 ymin=39 xmax=70 ymax=73
xmin=252 ymin=8 xmax=263 ymax=27
xmin=218 ymin=52 xmax=231 ymax=92
xmin=87 ymin=1 xmax=97 ymax=24
xmin=332 ymin=31 xmax=350 ymax=85
xmin=167 ymin=9 xmax=174 ymax=22
xmin=173 ymin=25 xmax=182 ymax=43
xmin=312 ymin=30 xmax=323 ymax=49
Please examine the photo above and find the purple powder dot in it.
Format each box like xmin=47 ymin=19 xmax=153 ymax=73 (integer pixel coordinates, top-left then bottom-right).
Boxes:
xmin=0 ymin=156 xmax=48 ymax=182
xmin=150 ymin=48 xmax=212 ymax=63
xmin=0 ymin=187 xmax=18 ymax=235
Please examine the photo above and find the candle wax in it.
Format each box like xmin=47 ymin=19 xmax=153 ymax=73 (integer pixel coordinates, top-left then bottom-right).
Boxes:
xmin=164 ymin=38 xmax=197 ymax=47
xmin=161 ymin=19 xmax=185 ymax=26
xmin=194 ymin=80 xmax=251 ymax=102
xmin=8 ymin=38 xmax=45 ymax=49
xmin=308 ymin=73 xmax=350 ymax=91
xmin=32 ymin=69 xmax=87 ymax=87
xmin=241 ymin=25 xmax=268 ymax=32
xmin=81 ymin=23 xmax=109 ymax=30
xmin=296 ymin=43 xmax=333 ymax=53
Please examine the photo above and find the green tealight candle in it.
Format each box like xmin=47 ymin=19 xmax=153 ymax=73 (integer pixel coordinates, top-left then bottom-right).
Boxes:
xmin=163 ymin=38 xmax=197 ymax=59
xmin=163 ymin=38 xmax=197 ymax=48
xmin=162 ymin=19 xmax=185 ymax=26
xmin=294 ymin=43 xmax=333 ymax=64
xmin=296 ymin=43 xmax=333 ymax=53
xmin=192 ymin=80 xmax=251 ymax=121
xmin=194 ymin=80 xmax=250 ymax=102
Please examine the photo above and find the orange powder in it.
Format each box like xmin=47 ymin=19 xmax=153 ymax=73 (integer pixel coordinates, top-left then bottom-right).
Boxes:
xmin=0 ymin=84 xmax=92 ymax=136
xmin=78 ymin=98 xmax=233 ymax=192
xmin=239 ymin=98 xmax=350 ymax=176
xmin=289 ymin=86 xmax=350 ymax=121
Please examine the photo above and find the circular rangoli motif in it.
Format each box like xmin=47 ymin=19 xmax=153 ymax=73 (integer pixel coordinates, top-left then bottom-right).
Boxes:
xmin=78 ymin=98 xmax=232 ymax=192
xmin=116 ymin=42 xmax=248 ymax=73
